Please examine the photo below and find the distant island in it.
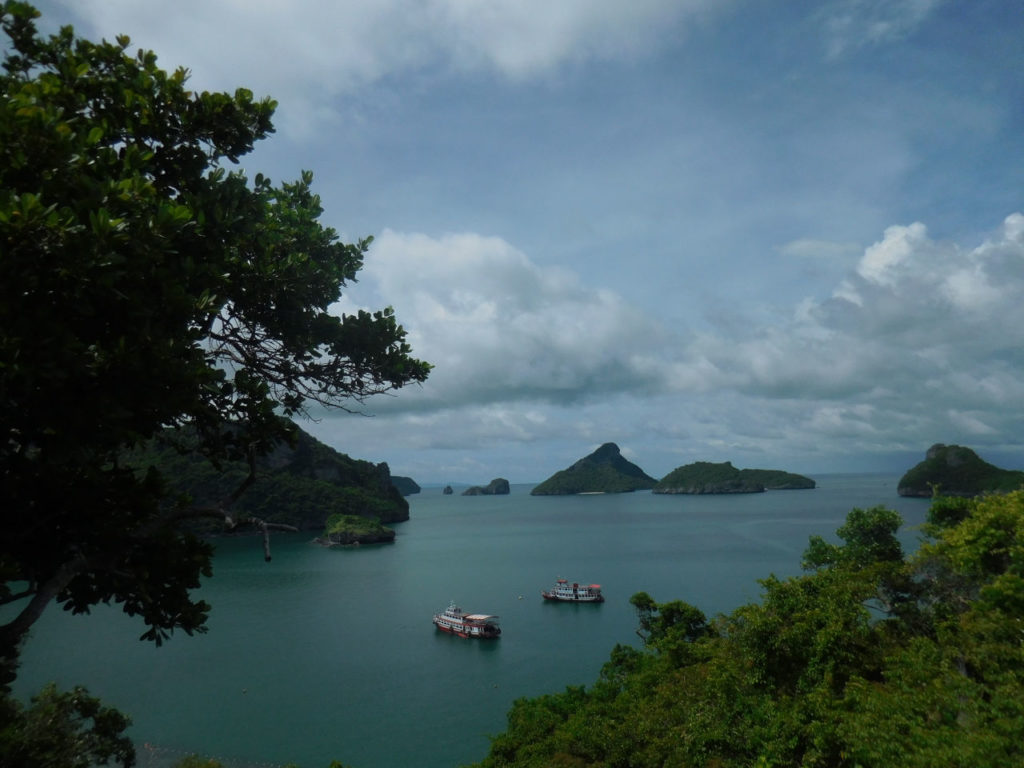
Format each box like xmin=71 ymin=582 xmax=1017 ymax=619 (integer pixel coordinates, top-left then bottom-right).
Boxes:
xmin=531 ymin=443 xmax=657 ymax=495
xmin=653 ymin=462 xmax=815 ymax=494
xmin=898 ymin=443 xmax=1024 ymax=497
xmin=462 ymin=478 xmax=511 ymax=495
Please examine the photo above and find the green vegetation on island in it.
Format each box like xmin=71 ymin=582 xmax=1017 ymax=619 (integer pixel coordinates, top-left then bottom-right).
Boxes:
xmin=129 ymin=424 xmax=411 ymax=529
xmin=898 ymin=443 xmax=1024 ymax=497
xmin=654 ymin=462 xmax=815 ymax=493
xmin=530 ymin=443 xmax=657 ymax=495
xmin=463 ymin=478 xmax=511 ymax=495
xmin=318 ymin=514 xmax=395 ymax=546
xmin=739 ymin=467 xmax=816 ymax=489
xmin=471 ymin=491 xmax=1024 ymax=767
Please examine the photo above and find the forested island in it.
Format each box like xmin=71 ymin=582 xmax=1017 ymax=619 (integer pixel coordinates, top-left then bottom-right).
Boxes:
xmin=316 ymin=513 xmax=396 ymax=546
xmin=530 ymin=443 xmax=658 ymax=495
xmin=130 ymin=423 xmax=412 ymax=530
xmin=898 ymin=443 xmax=1024 ymax=497
xmin=653 ymin=461 xmax=815 ymax=494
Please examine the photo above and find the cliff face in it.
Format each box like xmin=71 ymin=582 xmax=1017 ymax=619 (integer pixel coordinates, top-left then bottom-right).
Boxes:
xmin=462 ymin=478 xmax=511 ymax=496
xmin=531 ymin=443 xmax=657 ymax=495
xmin=898 ymin=444 xmax=1024 ymax=497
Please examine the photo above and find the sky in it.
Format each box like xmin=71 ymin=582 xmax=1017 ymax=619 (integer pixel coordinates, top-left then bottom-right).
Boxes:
xmin=30 ymin=0 xmax=1024 ymax=483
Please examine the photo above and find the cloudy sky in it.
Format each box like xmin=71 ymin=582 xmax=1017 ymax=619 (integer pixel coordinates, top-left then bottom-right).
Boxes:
xmin=34 ymin=0 xmax=1024 ymax=483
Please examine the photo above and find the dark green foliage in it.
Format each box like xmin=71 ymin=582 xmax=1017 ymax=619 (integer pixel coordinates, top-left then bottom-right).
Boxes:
xmin=654 ymin=461 xmax=764 ymax=494
xmin=0 ymin=683 xmax=134 ymax=767
xmin=391 ymin=476 xmax=421 ymax=496
xmin=129 ymin=423 xmax=410 ymax=529
xmin=531 ymin=443 xmax=656 ymax=495
xmin=321 ymin=514 xmax=395 ymax=545
xmin=473 ymin=492 xmax=1024 ymax=767
xmin=898 ymin=443 xmax=1024 ymax=497
xmin=0 ymin=0 xmax=428 ymax=683
xmin=654 ymin=462 xmax=815 ymax=494
xmin=738 ymin=468 xmax=816 ymax=489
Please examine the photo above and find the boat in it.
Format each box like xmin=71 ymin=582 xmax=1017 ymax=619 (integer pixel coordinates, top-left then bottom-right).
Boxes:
xmin=541 ymin=578 xmax=604 ymax=603
xmin=432 ymin=602 xmax=501 ymax=638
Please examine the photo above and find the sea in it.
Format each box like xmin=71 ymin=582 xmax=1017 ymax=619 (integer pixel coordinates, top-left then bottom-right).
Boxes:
xmin=10 ymin=474 xmax=931 ymax=768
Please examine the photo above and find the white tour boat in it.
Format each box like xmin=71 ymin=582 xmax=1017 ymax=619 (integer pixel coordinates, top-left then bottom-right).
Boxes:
xmin=432 ymin=602 xmax=501 ymax=638
xmin=541 ymin=578 xmax=604 ymax=603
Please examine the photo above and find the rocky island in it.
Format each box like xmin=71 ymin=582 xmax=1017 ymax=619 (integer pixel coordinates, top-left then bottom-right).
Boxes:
xmin=462 ymin=478 xmax=511 ymax=495
xmin=531 ymin=443 xmax=657 ymax=495
xmin=653 ymin=462 xmax=815 ymax=494
xmin=898 ymin=443 xmax=1024 ymax=497
xmin=316 ymin=513 xmax=395 ymax=546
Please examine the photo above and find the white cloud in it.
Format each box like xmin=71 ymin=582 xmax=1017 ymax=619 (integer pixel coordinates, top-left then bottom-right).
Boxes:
xmin=48 ymin=0 xmax=720 ymax=136
xmin=325 ymin=212 xmax=1024 ymax=474
xmin=337 ymin=230 xmax=682 ymax=409
xmin=818 ymin=0 xmax=946 ymax=58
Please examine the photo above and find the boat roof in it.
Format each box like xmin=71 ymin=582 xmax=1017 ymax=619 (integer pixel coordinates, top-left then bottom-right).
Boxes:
xmin=465 ymin=614 xmax=498 ymax=621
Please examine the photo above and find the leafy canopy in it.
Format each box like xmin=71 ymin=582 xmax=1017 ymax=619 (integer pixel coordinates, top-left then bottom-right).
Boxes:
xmin=0 ymin=0 xmax=429 ymax=682
xmin=474 ymin=493 xmax=1024 ymax=768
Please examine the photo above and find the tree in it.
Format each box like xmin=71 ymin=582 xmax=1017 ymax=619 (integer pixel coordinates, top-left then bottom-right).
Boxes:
xmin=0 ymin=0 xmax=430 ymax=682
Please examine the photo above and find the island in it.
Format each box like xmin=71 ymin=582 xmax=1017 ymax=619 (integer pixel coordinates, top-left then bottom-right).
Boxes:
xmin=129 ymin=422 xmax=411 ymax=532
xmin=462 ymin=478 xmax=511 ymax=495
xmin=897 ymin=443 xmax=1024 ymax=497
xmin=653 ymin=462 xmax=815 ymax=494
xmin=531 ymin=443 xmax=657 ymax=495
xmin=391 ymin=476 xmax=421 ymax=496
xmin=316 ymin=513 xmax=396 ymax=546
xmin=442 ymin=485 xmax=454 ymax=495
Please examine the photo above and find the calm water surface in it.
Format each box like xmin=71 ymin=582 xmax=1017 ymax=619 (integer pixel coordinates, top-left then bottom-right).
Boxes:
xmin=12 ymin=474 xmax=930 ymax=768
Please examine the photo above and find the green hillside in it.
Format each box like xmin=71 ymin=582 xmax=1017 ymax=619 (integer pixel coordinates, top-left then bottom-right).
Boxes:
xmin=128 ymin=423 xmax=410 ymax=530
xmin=898 ymin=443 xmax=1024 ymax=497
xmin=531 ymin=443 xmax=657 ymax=495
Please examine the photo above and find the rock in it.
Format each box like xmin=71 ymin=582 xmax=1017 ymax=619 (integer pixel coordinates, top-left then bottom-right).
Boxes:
xmin=462 ymin=478 xmax=511 ymax=496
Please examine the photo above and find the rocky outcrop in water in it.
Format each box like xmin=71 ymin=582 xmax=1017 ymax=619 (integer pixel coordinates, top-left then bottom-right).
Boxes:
xmin=462 ymin=478 xmax=511 ymax=495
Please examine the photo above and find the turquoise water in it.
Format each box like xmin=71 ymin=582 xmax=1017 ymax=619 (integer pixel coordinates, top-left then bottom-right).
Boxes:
xmin=11 ymin=475 xmax=930 ymax=768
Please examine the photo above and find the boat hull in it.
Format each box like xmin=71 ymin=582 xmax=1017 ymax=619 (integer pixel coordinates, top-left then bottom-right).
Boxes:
xmin=541 ymin=591 xmax=604 ymax=603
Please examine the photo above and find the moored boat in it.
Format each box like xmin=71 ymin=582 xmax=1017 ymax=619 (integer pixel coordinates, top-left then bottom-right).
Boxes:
xmin=541 ymin=578 xmax=604 ymax=603
xmin=432 ymin=602 xmax=501 ymax=638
